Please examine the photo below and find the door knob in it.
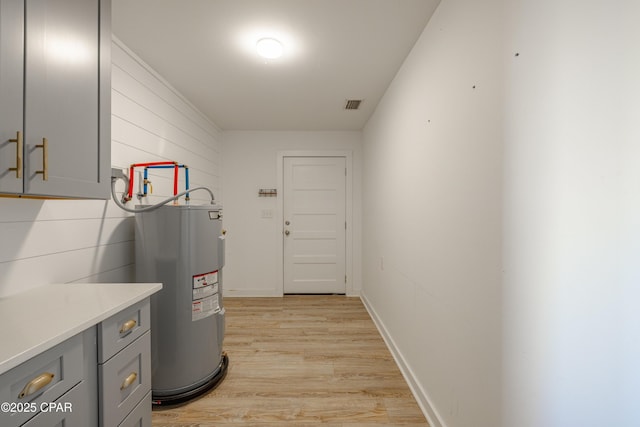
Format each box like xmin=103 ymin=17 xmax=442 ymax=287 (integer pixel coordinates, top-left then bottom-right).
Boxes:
xmin=284 ymin=230 xmax=290 ymax=236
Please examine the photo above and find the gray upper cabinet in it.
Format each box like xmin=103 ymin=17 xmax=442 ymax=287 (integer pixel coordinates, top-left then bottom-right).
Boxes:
xmin=0 ymin=0 xmax=110 ymax=199
xmin=0 ymin=0 xmax=24 ymax=195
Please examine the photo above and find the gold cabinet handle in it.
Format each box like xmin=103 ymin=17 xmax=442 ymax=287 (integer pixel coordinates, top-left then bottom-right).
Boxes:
xmin=119 ymin=319 xmax=137 ymax=335
xmin=35 ymin=138 xmax=48 ymax=181
xmin=8 ymin=131 xmax=22 ymax=178
xmin=18 ymin=372 xmax=55 ymax=399
xmin=120 ymin=372 xmax=137 ymax=390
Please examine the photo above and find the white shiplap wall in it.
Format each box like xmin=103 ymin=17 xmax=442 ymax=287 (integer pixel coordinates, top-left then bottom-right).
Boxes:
xmin=0 ymin=38 xmax=222 ymax=298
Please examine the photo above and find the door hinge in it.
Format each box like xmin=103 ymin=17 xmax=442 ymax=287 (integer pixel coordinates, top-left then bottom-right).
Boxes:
xmin=345 ymin=275 xmax=347 ymax=284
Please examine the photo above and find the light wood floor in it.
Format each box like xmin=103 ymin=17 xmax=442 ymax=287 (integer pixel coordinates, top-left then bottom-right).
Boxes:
xmin=152 ymin=296 xmax=428 ymax=426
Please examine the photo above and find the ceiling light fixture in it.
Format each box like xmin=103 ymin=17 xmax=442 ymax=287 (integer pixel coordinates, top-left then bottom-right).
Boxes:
xmin=256 ymin=37 xmax=284 ymax=59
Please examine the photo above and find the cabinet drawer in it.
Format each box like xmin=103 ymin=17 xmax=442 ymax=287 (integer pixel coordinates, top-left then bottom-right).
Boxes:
xmin=118 ymin=391 xmax=151 ymax=427
xmin=99 ymin=299 xmax=150 ymax=363
xmin=0 ymin=333 xmax=84 ymax=426
xmin=99 ymin=331 xmax=151 ymax=427
xmin=21 ymin=380 xmax=92 ymax=427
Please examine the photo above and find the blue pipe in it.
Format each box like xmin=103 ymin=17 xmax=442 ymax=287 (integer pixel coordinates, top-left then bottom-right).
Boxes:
xmin=185 ymin=167 xmax=190 ymax=201
xmin=144 ymin=164 xmax=190 ymax=200
xmin=143 ymin=168 xmax=149 ymax=196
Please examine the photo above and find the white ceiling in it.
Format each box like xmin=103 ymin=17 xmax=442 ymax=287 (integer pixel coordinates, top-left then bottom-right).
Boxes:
xmin=111 ymin=0 xmax=440 ymax=131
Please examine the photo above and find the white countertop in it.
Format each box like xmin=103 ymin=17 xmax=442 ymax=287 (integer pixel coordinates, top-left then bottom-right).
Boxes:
xmin=0 ymin=282 xmax=162 ymax=375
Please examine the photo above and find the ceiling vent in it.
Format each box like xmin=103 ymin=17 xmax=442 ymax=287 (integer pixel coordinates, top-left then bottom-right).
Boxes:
xmin=344 ymin=99 xmax=363 ymax=110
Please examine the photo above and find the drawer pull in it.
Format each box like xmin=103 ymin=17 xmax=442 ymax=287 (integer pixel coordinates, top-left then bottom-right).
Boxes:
xmin=18 ymin=372 xmax=55 ymax=399
xmin=8 ymin=131 xmax=22 ymax=178
xmin=119 ymin=319 xmax=137 ymax=335
xmin=35 ymin=138 xmax=48 ymax=181
xmin=120 ymin=372 xmax=137 ymax=390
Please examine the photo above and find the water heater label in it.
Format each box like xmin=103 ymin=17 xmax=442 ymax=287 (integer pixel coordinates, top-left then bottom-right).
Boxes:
xmin=192 ymin=295 xmax=220 ymax=321
xmin=193 ymin=283 xmax=218 ymax=300
xmin=193 ymin=271 xmax=218 ymax=289
xmin=192 ymin=270 xmax=220 ymax=321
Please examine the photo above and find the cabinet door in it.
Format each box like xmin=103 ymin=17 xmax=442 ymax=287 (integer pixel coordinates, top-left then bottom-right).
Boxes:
xmin=24 ymin=0 xmax=109 ymax=198
xmin=21 ymin=381 xmax=91 ymax=427
xmin=0 ymin=0 xmax=24 ymax=194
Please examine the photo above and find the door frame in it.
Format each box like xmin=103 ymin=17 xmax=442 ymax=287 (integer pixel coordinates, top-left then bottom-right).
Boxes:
xmin=276 ymin=150 xmax=354 ymax=296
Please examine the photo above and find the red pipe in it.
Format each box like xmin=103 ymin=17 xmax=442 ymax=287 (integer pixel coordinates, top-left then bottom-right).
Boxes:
xmin=127 ymin=161 xmax=178 ymax=201
xmin=127 ymin=165 xmax=135 ymax=201
xmin=132 ymin=161 xmax=176 ymax=167
xmin=173 ymin=164 xmax=178 ymax=196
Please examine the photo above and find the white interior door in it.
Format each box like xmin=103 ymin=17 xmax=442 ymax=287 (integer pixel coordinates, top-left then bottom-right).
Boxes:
xmin=283 ymin=157 xmax=346 ymax=294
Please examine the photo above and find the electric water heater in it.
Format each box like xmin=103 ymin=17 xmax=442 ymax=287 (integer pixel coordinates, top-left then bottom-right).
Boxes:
xmin=135 ymin=204 xmax=227 ymax=405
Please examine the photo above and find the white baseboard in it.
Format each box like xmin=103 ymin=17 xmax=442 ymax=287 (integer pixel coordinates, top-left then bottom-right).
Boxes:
xmin=360 ymin=292 xmax=445 ymax=427
xmin=224 ymin=289 xmax=362 ymax=297
xmin=224 ymin=289 xmax=282 ymax=297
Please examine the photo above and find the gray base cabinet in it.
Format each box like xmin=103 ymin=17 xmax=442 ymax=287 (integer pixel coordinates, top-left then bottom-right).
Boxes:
xmin=21 ymin=381 xmax=92 ymax=427
xmin=0 ymin=0 xmax=110 ymax=199
xmin=118 ymin=392 xmax=152 ymax=427
xmin=0 ymin=328 xmax=98 ymax=427
xmin=98 ymin=299 xmax=152 ymax=427
xmin=0 ymin=298 xmax=153 ymax=427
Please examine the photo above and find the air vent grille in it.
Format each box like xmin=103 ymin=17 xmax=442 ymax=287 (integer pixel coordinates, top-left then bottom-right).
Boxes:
xmin=344 ymin=99 xmax=363 ymax=110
